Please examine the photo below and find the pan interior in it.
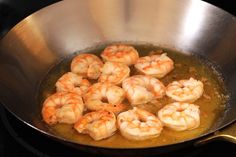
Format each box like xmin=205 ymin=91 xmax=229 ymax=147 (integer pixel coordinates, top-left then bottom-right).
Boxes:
xmin=37 ymin=43 xmax=228 ymax=148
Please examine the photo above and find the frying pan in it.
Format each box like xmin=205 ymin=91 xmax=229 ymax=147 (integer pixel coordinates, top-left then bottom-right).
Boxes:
xmin=0 ymin=0 xmax=236 ymax=156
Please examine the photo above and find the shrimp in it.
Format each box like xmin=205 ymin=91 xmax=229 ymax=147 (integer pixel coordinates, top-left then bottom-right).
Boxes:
xmin=42 ymin=92 xmax=84 ymax=125
xmin=157 ymin=102 xmax=200 ymax=131
xmin=122 ymin=75 xmax=165 ymax=105
xmin=99 ymin=61 xmax=130 ymax=85
xmin=134 ymin=53 xmax=174 ymax=78
xmin=71 ymin=54 xmax=103 ymax=79
xmin=166 ymin=77 xmax=204 ymax=102
xmin=56 ymin=72 xmax=91 ymax=95
xmin=101 ymin=44 xmax=139 ymax=66
xmin=83 ymin=83 xmax=127 ymax=114
xmin=117 ymin=107 xmax=163 ymax=140
xmin=74 ymin=110 xmax=117 ymax=140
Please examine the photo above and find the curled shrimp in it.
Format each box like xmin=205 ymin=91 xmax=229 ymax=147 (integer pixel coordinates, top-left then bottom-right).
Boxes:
xmin=157 ymin=102 xmax=200 ymax=131
xmin=83 ymin=83 xmax=127 ymax=114
xmin=135 ymin=53 xmax=174 ymax=78
xmin=117 ymin=107 xmax=163 ymax=140
xmin=122 ymin=75 xmax=165 ymax=105
xmin=71 ymin=54 xmax=103 ymax=79
xmin=101 ymin=44 xmax=139 ymax=66
xmin=56 ymin=72 xmax=91 ymax=95
xmin=42 ymin=92 xmax=84 ymax=125
xmin=166 ymin=77 xmax=204 ymax=102
xmin=74 ymin=110 xmax=117 ymax=140
xmin=99 ymin=61 xmax=130 ymax=85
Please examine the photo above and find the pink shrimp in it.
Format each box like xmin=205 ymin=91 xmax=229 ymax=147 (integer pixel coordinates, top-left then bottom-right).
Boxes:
xmin=71 ymin=54 xmax=103 ymax=79
xmin=42 ymin=92 xmax=84 ymax=125
xmin=101 ymin=44 xmax=139 ymax=66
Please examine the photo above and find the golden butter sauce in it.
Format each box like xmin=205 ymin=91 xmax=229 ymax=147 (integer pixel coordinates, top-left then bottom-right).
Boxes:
xmin=39 ymin=44 xmax=228 ymax=148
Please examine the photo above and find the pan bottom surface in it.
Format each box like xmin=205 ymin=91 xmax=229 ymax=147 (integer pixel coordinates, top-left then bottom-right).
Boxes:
xmin=0 ymin=105 xmax=235 ymax=157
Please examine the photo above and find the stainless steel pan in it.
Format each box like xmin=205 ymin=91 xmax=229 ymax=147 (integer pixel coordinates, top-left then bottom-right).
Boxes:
xmin=0 ymin=0 xmax=236 ymax=156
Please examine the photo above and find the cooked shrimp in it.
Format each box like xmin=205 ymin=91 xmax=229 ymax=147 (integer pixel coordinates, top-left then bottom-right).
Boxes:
xmin=135 ymin=53 xmax=174 ymax=78
xmin=99 ymin=61 xmax=130 ymax=85
xmin=117 ymin=107 xmax=163 ymax=140
xmin=83 ymin=83 xmax=127 ymax=114
xmin=101 ymin=44 xmax=139 ymax=66
xmin=71 ymin=54 xmax=103 ymax=79
xmin=166 ymin=77 xmax=204 ymax=102
xmin=79 ymin=79 xmax=91 ymax=94
xmin=56 ymin=72 xmax=91 ymax=95
xmin=42 ymin=92 xmax=84 ymax=125
xmin=157 ymin=102 xmax=200 ymax=131
xmin=74 ymin=110 xmax=117 ymax=140
xmin=122 ymin=75 xmax=165 ymax=105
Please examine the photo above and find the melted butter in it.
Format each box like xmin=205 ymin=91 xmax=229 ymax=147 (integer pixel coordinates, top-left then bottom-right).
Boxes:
xmin=39 ymin=44 xmax=227 ymax=148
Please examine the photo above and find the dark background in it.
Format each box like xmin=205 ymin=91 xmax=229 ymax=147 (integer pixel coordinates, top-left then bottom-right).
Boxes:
xmin=0 ymin=0 xmax=236 ymax=157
